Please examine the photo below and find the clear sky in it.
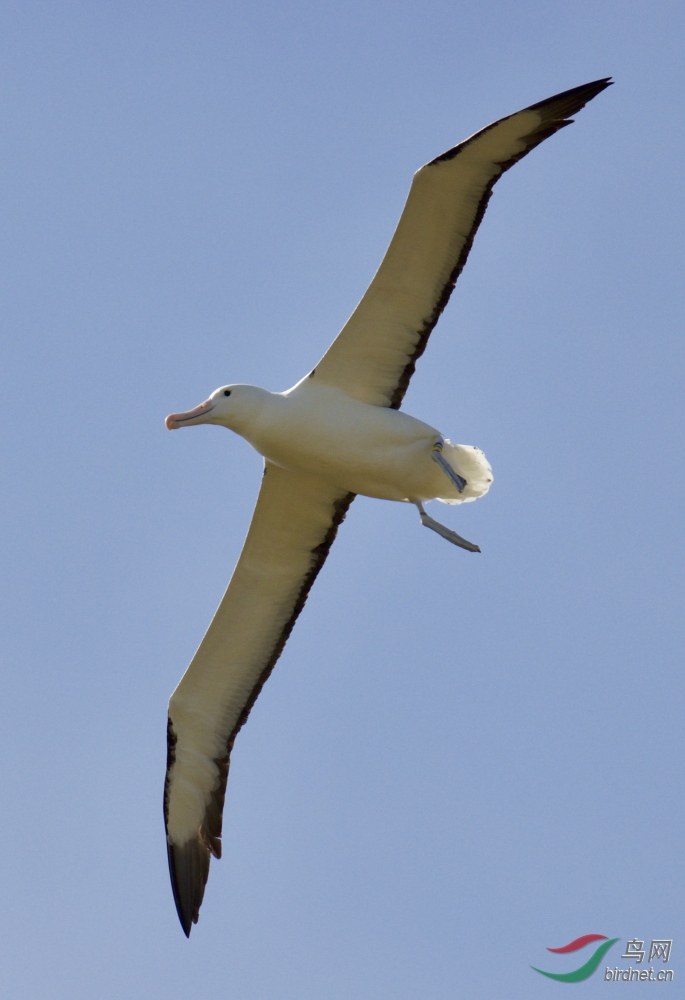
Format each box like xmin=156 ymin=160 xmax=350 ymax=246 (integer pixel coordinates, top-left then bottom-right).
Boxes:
xmin=1 ymin=2 xmax=682 ymax=997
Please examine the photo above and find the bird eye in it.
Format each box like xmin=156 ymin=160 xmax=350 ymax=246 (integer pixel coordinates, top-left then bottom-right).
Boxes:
xmin=223 ymin=390 xmax=231 ymax=396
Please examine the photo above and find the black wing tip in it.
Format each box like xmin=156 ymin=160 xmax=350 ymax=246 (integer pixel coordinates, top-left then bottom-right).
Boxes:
xmin=164 ymin=715 xmax=226 ymax=936
xmin=429 ymin=77 xmax=613 ymax=167
xmin=167 ymin=836 xmax=211 ymax=937
xmin=527 ymin=77 xmax=613 ymax=120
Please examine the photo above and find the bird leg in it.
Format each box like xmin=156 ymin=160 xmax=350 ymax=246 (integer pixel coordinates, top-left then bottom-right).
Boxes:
xmin=416 ymin=503 xmax=480 ymax=553
xmin=431 ymin=439 xmax=467 ymax=493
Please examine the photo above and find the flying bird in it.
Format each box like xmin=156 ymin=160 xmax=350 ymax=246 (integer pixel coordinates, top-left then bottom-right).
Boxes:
xmin=163 ymin=78 xmax=612 ymax=935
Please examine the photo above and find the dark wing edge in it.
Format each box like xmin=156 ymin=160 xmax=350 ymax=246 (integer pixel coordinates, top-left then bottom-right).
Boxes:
xmin=389 ymin=76 xmax=612 ymax=409
xmin=163 ymin=489 xmax=355 ymax=936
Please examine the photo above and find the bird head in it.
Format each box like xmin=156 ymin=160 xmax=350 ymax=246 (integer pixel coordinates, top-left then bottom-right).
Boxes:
xmin=165 ymin=384 xmax=267 ymax=433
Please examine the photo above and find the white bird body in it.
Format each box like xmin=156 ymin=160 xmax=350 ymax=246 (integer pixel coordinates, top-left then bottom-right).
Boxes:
xmin=198 ymin=379 xmax=492 ymax=504
xmin=161 ymin=78 xmax=612 ymax=935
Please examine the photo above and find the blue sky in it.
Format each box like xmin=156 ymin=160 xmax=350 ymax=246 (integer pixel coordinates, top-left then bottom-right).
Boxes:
xmin=1 ymin=2 xmax=682 ymax=997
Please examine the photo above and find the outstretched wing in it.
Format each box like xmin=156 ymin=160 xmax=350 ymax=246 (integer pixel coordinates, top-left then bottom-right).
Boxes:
xmin=164 ymin=463 xmax=354 ymax=935
xmin=314 ymin=78 xmax=612 ymax=408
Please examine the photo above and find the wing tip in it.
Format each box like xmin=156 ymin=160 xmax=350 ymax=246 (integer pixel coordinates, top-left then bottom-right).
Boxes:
xmin=167 ymin=836 xmax=211 ymax=937
xmin=428 ymin=77 xmax=613 ymax=168
xmin=164 ymin=719 xmax=227 ymax=936
xmin=528 ymin=76 xmax=614 ymax=121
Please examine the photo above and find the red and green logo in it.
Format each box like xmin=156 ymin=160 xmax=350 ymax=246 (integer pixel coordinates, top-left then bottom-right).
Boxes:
xmin=532 ymin=934 xmax=620 ymax=982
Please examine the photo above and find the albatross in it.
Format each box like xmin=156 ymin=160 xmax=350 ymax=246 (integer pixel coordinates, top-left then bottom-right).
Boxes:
xmin=163 ymin=78 xmax=612 ymax=935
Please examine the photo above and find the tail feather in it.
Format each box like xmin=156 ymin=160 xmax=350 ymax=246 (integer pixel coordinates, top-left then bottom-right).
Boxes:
xmin=437 ymin=441 xmax=493 ymax=504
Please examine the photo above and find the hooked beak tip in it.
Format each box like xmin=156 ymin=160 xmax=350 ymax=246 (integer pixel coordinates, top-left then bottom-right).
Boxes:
xmin=165 ymin=414 xmax=177 ymax=430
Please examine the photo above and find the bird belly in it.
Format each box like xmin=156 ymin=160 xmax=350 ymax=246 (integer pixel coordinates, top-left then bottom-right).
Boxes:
xmin=242 ymin=385 xmax=491 ymax=504
xmin=257 ymin=433 xmax=429 ymax=501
